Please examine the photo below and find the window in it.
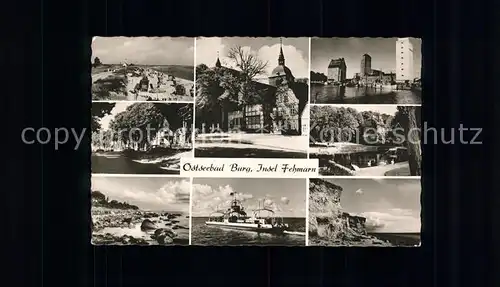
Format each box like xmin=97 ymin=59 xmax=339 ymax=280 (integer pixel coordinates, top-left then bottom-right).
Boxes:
xmin=245 ymin=115 xmax=261 ymax=130
xmin=401 ymin=57 xmax=404 ymax=59
xmin=283 ymin=95 xmax=288 ymax=103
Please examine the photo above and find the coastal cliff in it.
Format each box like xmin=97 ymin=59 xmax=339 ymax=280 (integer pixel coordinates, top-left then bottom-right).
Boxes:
xmin=308 ymin=178 xmax=392 ymax=246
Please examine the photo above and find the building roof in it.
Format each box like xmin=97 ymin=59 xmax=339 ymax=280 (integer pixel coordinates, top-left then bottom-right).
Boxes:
xmin=328 ymin=58 xmax=346 ymax=68
xmin=270 ymin=65 xmax=293 ymax=78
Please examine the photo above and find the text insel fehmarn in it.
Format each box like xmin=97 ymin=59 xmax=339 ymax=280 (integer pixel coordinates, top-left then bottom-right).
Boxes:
xmin=257 ymin=163 xmax=317 ymax=174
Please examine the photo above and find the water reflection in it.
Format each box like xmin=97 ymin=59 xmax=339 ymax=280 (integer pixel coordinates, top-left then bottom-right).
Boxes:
xmin=311 ymin=85 xmax=421 ymax=104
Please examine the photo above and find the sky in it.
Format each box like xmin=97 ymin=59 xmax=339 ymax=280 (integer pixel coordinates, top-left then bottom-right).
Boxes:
xmin=311 ymin=38 xmax=422 ymax=78
xmin=196 ymin=37 xmax=309 ymax=79
xmin=192 ymin=178 xmax=307 ymax=218
xmin=91 ymin=177 xmax=190 ymax=212
xmin=319 ymin=178 xmax=421 ymax=233
xmin=96 ymin=102 xmax=133 ymax=131
xmin=91 ymin=37 xmax=194 ymax=66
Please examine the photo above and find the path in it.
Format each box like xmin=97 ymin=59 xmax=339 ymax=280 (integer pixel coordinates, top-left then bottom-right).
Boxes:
xmin=92 ymin=71 xmax=113 ymax=83
xmin=353 ymin=161 xmax=410 ymax=176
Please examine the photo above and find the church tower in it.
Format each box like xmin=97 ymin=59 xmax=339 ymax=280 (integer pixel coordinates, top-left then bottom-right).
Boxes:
xmin=269 ymin=38 xmax=294 ymax=87
xmin=215 ymin=51 xmax=222 ymax=68
xmin=278 ymin=39 xmax=285 ymax=66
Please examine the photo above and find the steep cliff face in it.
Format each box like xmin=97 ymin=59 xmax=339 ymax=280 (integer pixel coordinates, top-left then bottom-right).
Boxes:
xmin=309 ymin=178 xmax=392 ymax=246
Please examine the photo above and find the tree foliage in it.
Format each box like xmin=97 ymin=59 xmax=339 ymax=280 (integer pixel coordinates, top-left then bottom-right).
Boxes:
xmin=195 ymin=46 xmax=269 ymax=130
xmin=105 ymin=103 xmax=193 ymax=150
xmin=93 ymin=57 xmax=102 ymax=67
xmin=395 ymin=106 xmax=422 ymax=176
xmin=91 ymin=190 xmax=139 ymax=210
xmin=310 ymin=106 xmax=421 ymax=145
xmin=310 ymin=71 xmax=328 ymax=82
xmin=92 ymin=102 xmax=115 ymax=132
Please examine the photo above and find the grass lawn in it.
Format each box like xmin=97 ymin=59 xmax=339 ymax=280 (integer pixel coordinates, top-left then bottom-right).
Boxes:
xmin=92 ymin=74 xmax=128 ymax=100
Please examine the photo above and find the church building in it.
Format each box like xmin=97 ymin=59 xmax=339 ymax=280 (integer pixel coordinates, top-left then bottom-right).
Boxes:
xmin=208 ymin=41 xmax=308 ymax=135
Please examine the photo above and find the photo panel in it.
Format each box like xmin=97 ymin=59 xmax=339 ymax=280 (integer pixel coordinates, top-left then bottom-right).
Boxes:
xmin=308 ymin=178 xmax=421 ymax=247
xmin=91 ymin=37 xmax=194 ymax=102
xmin=191 ymin=177 xmax=307 ymax=246
xmin=194 ymin=37 xmax=310 ymax=159
xmin=310 ymin=37 xmax=422 ymax=104
xmin=309 ymin=105 xmax=422 ymax=177
xmin=91 ymin=102 xmax=194 ymax=175
xmin=91 ymin=176 xmax=191 ymax=246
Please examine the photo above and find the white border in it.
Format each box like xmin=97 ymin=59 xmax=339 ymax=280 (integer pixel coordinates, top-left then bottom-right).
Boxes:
xmin=91 ymin=173 xmax=188 ymax=178
xmin=306 ymin=37 xmax=311 ymax=161
xmin=189 ymin=37 xmax=197 ymax=246
xmin=309 ymin=104 xmax=421 ymax=107
xmin=315 ymin=176 xmax=421 ymax=179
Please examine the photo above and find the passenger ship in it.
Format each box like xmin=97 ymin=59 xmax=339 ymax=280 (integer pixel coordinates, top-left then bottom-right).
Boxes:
xmin=205 ymin=193 xmax=289 ymax=234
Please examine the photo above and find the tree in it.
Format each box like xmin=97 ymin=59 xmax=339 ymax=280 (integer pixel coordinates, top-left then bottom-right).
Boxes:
xmin=107 ymin=103 xmax=192 ymax=150
xmin=93 ymin=57 xmax=102 ymax=67
xmin=395 ymin=106 xmax=422 ymax=176
xmin=92 ymin=102 xmax=115 ymax=133
xmin=222 ymin=46 xmax=269 ymax=130
xmin=195 ymin=64 xmax=225 ymax=128
xmin=109 ymin=103 xmax=166 ymax=150
xmin=196 ymin=47 xmax=269 ymax=131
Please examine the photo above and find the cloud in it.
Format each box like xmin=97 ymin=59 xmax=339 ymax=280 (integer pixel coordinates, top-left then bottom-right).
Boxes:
xmin=355 ymin=188 xmax=363 ymax=195
xmin=192 ymin=183 xmax=253 ymax=216
xmin=97 ymin=179 xmax=190 ymax=212
xmin=92 ymin=37 xmax=194 ymax=65
xmin=359 ymin=210 xmax=420 ymax=233
xmin=280 ymin=197 xmax=290 ymax=205
xmin=196 ymin=37 xmax=309 ymax=78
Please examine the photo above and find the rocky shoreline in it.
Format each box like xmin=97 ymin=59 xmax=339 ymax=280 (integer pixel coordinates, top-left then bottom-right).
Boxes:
xmin=91 ymin=207 xmax=189 ymax=245
xmin=308 ymin=178 xmax=393 ymax=247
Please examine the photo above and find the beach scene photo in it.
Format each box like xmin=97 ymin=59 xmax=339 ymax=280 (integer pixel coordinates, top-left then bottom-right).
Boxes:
xmin=309 ymin=105 xmax=421 ymax=176
xmin=310 ymin=37 xmax=421 ymax=104
xmin=91 ymin=102 xmax=193 ymax=174
xmin=308 ymin=178 xmax=421 ymax=247
xmin=91 ymin=177 xmax=190 ymax=245
xmin=191 ymin=178 xmax=307 ymax=246
xmin=194 ymin=37 xmax=309 ymax=158
xmin=91 ymin=37 xmax=194 ymax=101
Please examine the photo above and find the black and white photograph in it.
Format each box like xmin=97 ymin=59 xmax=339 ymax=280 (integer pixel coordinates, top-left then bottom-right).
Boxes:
xmin=194 ymin=37 xmax=309 ymax=158
xmin=309 ymin=105 xmax=421 ymax=176
xmin=191 ymin=178 xmax=306 ymax=246
xmin=308 ymin=178 xmax=421 ymax=247
xmin=310 ymin=37 xmax=421 ymax=104
xmin=91 ymin=37 xmax=194 ymax=101
xmin=91 ymin=102 xmax=193 ymax=174
xmin=91 ymin=177 xmax=190 ymax=245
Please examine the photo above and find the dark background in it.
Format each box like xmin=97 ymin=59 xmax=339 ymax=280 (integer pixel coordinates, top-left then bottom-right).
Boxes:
xmin=5 ymin=0 xmax=497 ymax=286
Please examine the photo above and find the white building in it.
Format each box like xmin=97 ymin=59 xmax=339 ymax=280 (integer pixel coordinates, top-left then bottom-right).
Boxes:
xmin=396 ymin=38 xmax=414 ymax=82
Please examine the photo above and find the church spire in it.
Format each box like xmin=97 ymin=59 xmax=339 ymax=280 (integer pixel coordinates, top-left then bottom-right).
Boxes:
xmin=278 ymin=38 xmax=285 ymax=66
xmin=215 ymin=51 xmax=221 ymax=68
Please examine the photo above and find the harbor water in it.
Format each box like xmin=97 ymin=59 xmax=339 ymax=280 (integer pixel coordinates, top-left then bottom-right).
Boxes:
xmin=311 ymin=85 xmax=421 ymax=104
xmin=191 ymin=217 xmax=306 ymax=246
